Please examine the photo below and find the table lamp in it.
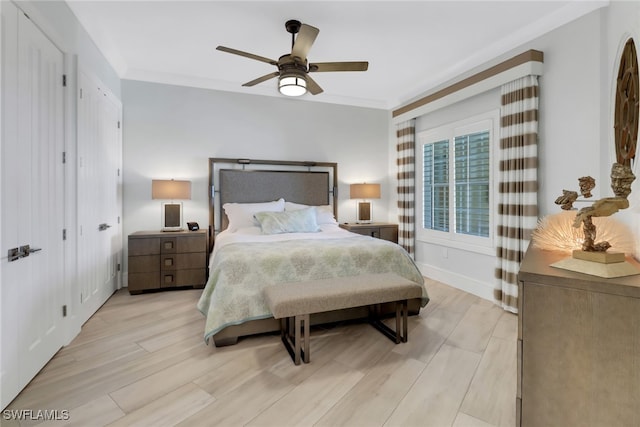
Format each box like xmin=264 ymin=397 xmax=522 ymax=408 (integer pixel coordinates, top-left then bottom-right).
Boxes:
xmin=350 ymin=183 xmax=380 ymax=223
xmin=152 ymin=179 xmax=191 ymax=231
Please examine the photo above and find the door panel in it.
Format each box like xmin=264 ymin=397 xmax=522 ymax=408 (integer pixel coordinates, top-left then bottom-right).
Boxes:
xmin=77 ymin=69 xmax=121 ymax=325
xmin=1 ymin=7 xmax=65 ymax=408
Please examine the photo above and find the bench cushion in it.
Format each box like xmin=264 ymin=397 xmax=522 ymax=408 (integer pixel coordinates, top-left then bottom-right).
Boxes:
xmin=264 ymin=273 xmax=423 ymax=319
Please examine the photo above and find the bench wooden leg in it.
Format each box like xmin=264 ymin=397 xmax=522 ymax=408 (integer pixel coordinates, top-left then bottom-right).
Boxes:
xmin=279 ymin=314 xmax=310 ymax=365
xmin=303 ymin=314 xmax=310 ymax=363
xmin=369 ymin=300 xmax=409 ymax=344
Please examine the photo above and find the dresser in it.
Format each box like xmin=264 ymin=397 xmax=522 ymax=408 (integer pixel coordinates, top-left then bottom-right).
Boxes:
xmin=128 ymin=230 xmax=208 ymax=294
xmin=339 ymin=222 xmax=398 ymax=244
xmin=517 ymin=247 xmax=640 ymax=427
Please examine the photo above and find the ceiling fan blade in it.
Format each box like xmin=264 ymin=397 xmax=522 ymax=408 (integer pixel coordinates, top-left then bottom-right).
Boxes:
xmin=216 ymin=46 xmax=278 ymax=66
xmin=242 ymin=72 xmax=280 ymax=87
xmin=291 ymin=24 xmax=319 ymax=60
xmin=305 ymin=74 xmax=323 ymax=95
xmin=309 ymin=61 xmax=369 ymax=72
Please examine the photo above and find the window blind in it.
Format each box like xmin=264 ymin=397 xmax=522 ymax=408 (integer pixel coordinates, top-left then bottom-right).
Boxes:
xmin=454 ymin=131 xmax=490 ymax=237
xmin=423 ymin=140 xmax=449 ymax=231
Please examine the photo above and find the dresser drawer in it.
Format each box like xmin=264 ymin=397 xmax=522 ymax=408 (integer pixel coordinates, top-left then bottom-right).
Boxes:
xmin=129 ymin=255 xmax=160 ymax=273
xmin=160 ymin=234 xmax=206 ymax=254
xmin=129 ymin=237 xmax=160 ymax=256
xmin=161 ymin=253 xmax=206 ymax=271
xmin=338 ymin=223 xmax=399 ymax=244
xmin=128 ymin=272 xmax=160 ymax=291
xmin=351 ymin=226 xmax=379 ymax=238
xmin=161 ymin=268 xmax=206 ymax=288
xmin=177 ymin=235 xmax=207 ymax=253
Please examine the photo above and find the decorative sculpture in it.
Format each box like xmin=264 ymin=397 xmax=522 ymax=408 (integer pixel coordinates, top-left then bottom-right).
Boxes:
xmin=554 ymin=163 xmax=635 ymax=253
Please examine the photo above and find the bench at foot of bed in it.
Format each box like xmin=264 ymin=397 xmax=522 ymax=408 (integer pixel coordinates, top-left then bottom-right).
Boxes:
xmin=264 ymin=273 xmax=423 ymax=365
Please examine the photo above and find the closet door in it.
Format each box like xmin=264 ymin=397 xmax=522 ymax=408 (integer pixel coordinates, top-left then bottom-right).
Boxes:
xmin=77 ymin=69 xmax=122 ymax=325
xmin=1 ymin=7 xmax=65 ymax=408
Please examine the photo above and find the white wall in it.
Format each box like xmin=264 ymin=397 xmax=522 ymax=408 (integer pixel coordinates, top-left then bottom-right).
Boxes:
xmin=400 ymin=6 xmax=639 ymax=301
xmin=121 ymin=80 xmax=389 ymax=281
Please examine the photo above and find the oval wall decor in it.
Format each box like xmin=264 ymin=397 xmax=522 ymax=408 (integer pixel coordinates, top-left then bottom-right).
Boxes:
xmin=614 ymin=38 xmax=639 ymax=167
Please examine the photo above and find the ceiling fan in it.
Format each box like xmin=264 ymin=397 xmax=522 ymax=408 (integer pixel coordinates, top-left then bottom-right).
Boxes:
xmin=216 ymin=19 xmax=368 ymax=97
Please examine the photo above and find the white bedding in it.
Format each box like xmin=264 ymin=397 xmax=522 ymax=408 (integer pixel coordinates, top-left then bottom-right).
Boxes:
xmin=210 ymin=223 xmax=359 ymax=263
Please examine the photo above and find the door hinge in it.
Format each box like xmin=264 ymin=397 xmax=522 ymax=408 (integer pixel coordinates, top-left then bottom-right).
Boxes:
xmin=62 ymin=74 xmax=67 ymax=87
xmin=62 ymin=151 xmax=66 ymax=164
xmin=117 ymin=121 xmax=121 ymax=129
xmin=117 ymin=263 xmax=121 ymax=272
xmin=62 ymin=229 xmax=67 ymax=240
xmin=117 ymin=168 xmax=120 ymax=177
xmin=62 ymin=305 xmax=67 ymax=317
xmin=117 ymin=216 xmax=121 ymax=224
xmin=79 ymin=88 xmax=83 ymax=99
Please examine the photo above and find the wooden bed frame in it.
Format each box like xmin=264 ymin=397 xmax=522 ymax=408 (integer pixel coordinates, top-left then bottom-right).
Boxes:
xmin=206 ymin=157 xmax=420 ymax=346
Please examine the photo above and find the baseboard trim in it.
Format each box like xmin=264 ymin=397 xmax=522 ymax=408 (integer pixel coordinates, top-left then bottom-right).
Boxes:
xmin=415 ymin=261 xmax=495 ymax=302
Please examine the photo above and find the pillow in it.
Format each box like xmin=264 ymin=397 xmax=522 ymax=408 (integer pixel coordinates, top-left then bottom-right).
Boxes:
xmin=254 ymin=207 xmax=320 ymax=234
xmin=223 ymin=198 xmax=285 ymax=232
xmin=284 ymin=201 xmax=338 ymax=225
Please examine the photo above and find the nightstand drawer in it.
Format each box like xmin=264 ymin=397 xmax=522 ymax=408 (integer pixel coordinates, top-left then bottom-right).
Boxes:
xmin=129 ymin=272 xmax=160 ymax=291
xmin=339 ymin=223 xmax=399 ymax=244
xmin=129 ymin=255 xmax=160 ymax=273
xmin=129 ymin=238 xmax=160 ymax=256
xmin=161 ymin=253 xmax=206 ymax=270
xmin=379 ymin=227 xmax=398 ymax=243
xmin=161 ymin=268 xmax=206 ymax=288
xmin=176 ymin=235 xmax=207 ymax=253
xmin=161 ymin=235 xmax=206 ymax=253
xmin=350 ymin=226 xmax=379 ymax=238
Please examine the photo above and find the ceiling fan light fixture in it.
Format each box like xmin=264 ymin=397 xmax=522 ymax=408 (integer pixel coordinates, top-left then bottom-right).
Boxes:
xmin=279 ymin=74 xmax=307 ymax=97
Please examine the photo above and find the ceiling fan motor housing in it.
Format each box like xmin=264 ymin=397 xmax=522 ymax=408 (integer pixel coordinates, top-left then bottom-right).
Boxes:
xmin=285 ymin=20 xmax=302 ymax=35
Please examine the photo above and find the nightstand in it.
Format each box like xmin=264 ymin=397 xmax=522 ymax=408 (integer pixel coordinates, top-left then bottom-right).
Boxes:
xmin=128 ymin=230 xmax=208 ymax=294
xmin=339 ymin=222 xmax=398 ymax=244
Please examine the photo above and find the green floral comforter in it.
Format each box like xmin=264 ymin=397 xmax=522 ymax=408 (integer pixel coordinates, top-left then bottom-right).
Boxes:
xmin=197 ymin=235 xmax=428 ymax=343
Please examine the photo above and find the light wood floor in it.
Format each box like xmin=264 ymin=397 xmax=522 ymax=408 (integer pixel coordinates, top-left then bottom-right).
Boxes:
xmin=5 ymin=278 xmax=517 ymax=427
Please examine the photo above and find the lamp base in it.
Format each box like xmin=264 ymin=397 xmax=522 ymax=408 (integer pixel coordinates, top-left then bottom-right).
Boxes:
xmin=357 ymin=201 xmax=372 ymax=223
xmin=161 ymin=202 xmax=183 ymax=231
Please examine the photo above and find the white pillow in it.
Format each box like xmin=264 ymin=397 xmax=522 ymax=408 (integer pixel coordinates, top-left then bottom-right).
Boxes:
xmin=223 ymin=198 xmax=285 ymax=231
xmin=284 ymin=201 xmax=338 ymax=225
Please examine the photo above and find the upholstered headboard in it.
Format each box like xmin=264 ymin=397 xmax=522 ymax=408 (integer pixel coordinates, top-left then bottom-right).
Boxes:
xmin=208 ymin=158 xmax=338 ymax=250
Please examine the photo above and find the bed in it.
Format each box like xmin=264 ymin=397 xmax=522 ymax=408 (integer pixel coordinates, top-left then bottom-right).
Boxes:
xmin=198 ymin=158 xmax=429 ymax=346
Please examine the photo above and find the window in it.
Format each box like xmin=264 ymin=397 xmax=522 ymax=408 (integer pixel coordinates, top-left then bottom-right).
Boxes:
xmin=417 ymin=111 xmax=498 ymax=252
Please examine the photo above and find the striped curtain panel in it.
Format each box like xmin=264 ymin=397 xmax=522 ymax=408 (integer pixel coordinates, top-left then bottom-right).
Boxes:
xmin=396 ymin=119 xmax=416 ymax=256
xmin=495 ymin=75 xmax=539 ymax=313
